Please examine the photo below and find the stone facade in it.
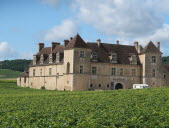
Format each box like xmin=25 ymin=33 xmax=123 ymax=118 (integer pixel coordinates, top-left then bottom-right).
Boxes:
xmin=17 ymin=34 xmax=169 ymax=91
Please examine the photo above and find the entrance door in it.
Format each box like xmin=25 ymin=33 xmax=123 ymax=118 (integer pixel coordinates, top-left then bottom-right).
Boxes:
xmin=115 ymin=83 xmax=123 ymax=89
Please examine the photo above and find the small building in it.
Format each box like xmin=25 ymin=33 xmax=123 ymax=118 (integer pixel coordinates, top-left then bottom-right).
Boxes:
xmin=17 ymin=34 xmax=169 ymax=91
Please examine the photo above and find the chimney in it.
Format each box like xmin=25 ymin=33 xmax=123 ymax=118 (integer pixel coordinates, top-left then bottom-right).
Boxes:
xmin=97 ymin=39 xmax=101 ymax=47
xmin=39 ymin=43 xmax=44 ymax=52
xmin=138 ymin=45 xmax=143 ymax=53
xmin=157 ymin=42 xmax=160 ymax=50
xmin=116 ymin=40 xmax=119 ymax=45
xmin=70 ymin=37 xmax=73 ymax=40
xmin=52 ymin=42 xmax=60 ymax=51
xmin=64 ymin=40 xmax=69 ymax=46
xmin=134 ymin=41 xmax=138 ymax=51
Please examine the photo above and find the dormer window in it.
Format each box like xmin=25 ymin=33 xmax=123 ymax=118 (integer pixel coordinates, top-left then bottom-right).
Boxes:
xmin=129 ymin=53 xmax=137 ymax=65
xmin=91 ymin=52 xmax=98 ymax=61
xmin=56 ymin=52 xmax=61 ymax=63
xmin=79 ymin=51 xmax=85 ymax=58
xmin=109 ymin=52 xmax=117 ymax=63
xmin=40 ymin=54 xmax=44 ymax=64
xmin=49 ymin=54 xmax=53 ymax=64
xmin=33 ymin=55 xmax=37 ymax=65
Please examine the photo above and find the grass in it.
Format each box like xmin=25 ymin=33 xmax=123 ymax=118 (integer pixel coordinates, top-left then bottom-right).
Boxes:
xmin=0 ymin=69 xmax=21 ymax=79
xmin=0 ymin=81 xmax=169 ymax=127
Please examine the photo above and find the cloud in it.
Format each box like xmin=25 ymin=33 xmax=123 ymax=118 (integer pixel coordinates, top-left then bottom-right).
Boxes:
xmin=0 ymin=42 xmax=33 ymax=60
xmin=75 ymin=0 xmax=162 ymax=37
xmin=44 ymin=19 xmax=77 ymax=41
xmin=0 ymin=42 xmax=17 ymax=60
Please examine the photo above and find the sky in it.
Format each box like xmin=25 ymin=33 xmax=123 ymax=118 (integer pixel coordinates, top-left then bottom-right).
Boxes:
xmin=1 ymin=0 xmax=169 ymax=60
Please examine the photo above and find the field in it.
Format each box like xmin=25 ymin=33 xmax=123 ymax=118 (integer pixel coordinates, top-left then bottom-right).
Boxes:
xmin=0 ymin=81 xmax=169 ymax=127
xmin=0 ymin=69 xmax=21 ymax=79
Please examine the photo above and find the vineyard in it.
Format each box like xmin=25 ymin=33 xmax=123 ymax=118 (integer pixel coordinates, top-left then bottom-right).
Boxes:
xmin=0 ymin=81 xmax=169 ymax=127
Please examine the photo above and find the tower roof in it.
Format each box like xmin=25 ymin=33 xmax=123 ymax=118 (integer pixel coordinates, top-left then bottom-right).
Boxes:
xmin=141 ymin=41 xmax=162 ymax=54
xmin=65 ymin=34 xmax=89 ymax=49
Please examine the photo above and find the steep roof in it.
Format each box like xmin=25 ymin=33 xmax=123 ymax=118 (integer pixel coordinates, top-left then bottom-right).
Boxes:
xmin=65 ymin=34 xmax=89 ymax=49
xmin=141 ymin=41 xmax=162 ymax=54
xmin=87 ymin=43 xmax=141 ymax=64
xmin=36 ymin=47 xmax=51 ymax=56
xmin=20 ymin=71 xmax=29 ymax=77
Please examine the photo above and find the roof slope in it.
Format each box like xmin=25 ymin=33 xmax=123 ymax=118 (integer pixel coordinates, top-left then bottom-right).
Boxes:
xmin=65 ymin=34 xmax=89 ymax=49
xmin=87 ymin=43 xmax=141 ymax=64
xmin=141 ymin=41 xmax=162 ymax=54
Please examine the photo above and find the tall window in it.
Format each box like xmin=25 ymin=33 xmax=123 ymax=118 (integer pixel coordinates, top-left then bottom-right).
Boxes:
xmin=152 ymin=56 xmax=156 ymax=63
xmin=91 ymin=52 xmax=97 ymax=60
xmin=67 ymin=62 xmax=70 ymax=73
xmin=40 ymin=69 xmax=42 ymax=76
xmin=49 ymin=54 xmax=53 ymax=64
xmin=92 ymin=67 xmax=97 ymax=75
xmin=79 ymin=51 xmax=85 ymax=58
xmin=152 ymin=69 xmax=156 ymax=77
xmin=49 ymin=68 xmax=52 ymax=76
xmin=132 ymin=69 xmax=136 ymax=77
xmin=33 ymin=56 xmax=37 ymax=65
xmin=79 ymin=65 xmax=83 ymax=74
xmin=110 ymin=53 xmax=117 ymax=63
xmin=111 ymin=68 xmax=116 ymax=76
xmin=120 ymin=68 xmax=124 ymax=76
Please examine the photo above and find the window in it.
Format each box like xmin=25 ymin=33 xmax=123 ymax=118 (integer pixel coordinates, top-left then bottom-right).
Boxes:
xmin=120 ymin=68 xmax=124 ymax=76
xmin=107 ymin=84 xmax=109 ymax=88
xmin=49 ymin=68 xmax=52 ymax=76
xmin=40 ymin=69 xmax=42 ymax=76
xmin=110 ymin=53 xmax=117 ymax=63
xmin=79 ymin=51 xmax=85 ymax=58
xmin=33 ymin=69 xmax=36 ymax=76
xmin=33 ymin=55 xmax=37 ymax=65
xmin=111 ymin=68 xmax=116 ymax=76
xmin=67 ymin=62 xmax=70 ymax=73
xmin=79 ymin=65 xmax=83 ymax=74
xmin=99 ymin=84 xmax=101 ymax=87
xmin=130 ymin=54 xmax=137 ymax=64
xmin=90 ymin=84 xmax=93 ymax=88
xmin=92 ymin=67 xmax=97 ymax=75
xmin=49 ymin=54 xmax=53 ymax=63
xmin=152 ymin=69 xmax=156 ymax=77
xmin=152 ymin=56 xmax=156 ymax=63
xmin=24 ymin=77 xmax=26 ymax=83
xmin=132 ymin=69 xmax=136 ymax=77
xmin=40 ymin=55 xmax=44 ymax=64
xmin=91 ymin=52 xmax=97 ymax=60
xmin=164 ymin=75 xmax=166 ymax=78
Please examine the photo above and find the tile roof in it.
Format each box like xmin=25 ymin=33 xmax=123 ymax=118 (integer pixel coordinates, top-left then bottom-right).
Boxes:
xmin=65 ymin=34 xmax=89 ymax=49
xmin=20 ymin=71 xmax=29 ymax=77
xmin=87 ymin=43 xmax=141 ymax=64
xmin=36 ymin=47 xmax=51 ymax=56
xmin=141 ymin=41 xmax=162 ymax=54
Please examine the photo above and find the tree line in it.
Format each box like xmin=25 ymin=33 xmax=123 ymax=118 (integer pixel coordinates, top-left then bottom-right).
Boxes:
xmin=0 ymin=59 xmax=32 ymax=72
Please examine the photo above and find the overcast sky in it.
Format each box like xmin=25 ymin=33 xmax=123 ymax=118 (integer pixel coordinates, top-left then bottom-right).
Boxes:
xmin=1 ymin=0 xmax=169 ymax=60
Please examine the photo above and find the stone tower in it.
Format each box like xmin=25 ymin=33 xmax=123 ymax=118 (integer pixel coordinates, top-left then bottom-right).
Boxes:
xmin=64 ymin=34 xmax=91 ymax=90
xmin=139 ymin=41 xmax=163 ymax=87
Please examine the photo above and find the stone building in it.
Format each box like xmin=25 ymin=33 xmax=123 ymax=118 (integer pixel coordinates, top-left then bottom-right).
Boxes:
xmin=17 ymin=34 xmax=169 ymax=91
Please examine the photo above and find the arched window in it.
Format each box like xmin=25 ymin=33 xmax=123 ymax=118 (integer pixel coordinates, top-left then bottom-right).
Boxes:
xmin=67 ymin=62 xmax=70 ymax=74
